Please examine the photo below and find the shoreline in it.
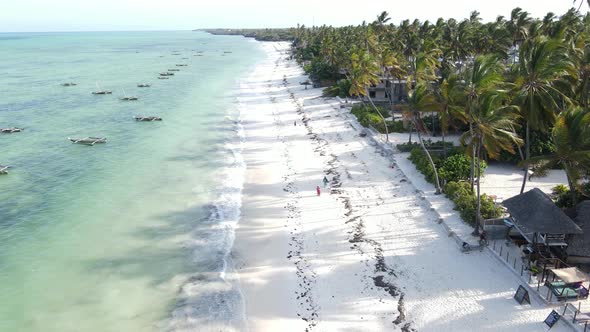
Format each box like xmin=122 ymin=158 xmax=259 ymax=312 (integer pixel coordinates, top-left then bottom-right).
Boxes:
xmin=231 ymin=41 xmax=570 ymax=331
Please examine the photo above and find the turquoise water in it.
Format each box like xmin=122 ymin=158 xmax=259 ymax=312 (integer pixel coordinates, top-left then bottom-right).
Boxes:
xmin=0 ymin=31 xmax=263 ymax=331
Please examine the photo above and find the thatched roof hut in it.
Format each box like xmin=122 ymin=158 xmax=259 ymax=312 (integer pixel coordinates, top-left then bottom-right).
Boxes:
xmin=503 ymin=188 xmax=582 ymax=245
xmin=566 ymin=201 xmax=590 ymax=263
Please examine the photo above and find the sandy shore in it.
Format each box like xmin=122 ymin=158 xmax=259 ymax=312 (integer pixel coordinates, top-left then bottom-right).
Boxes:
xmin=232 ymin=42 xmax=570 ymax=331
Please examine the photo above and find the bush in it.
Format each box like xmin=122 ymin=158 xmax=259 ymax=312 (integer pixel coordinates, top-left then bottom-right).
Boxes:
xmin=408 ymin=148 xmax=441 ymax=184
xmin=323 ymin=79 xmax=352 ymax=98
xmin=407 ymin=147 xmax=502 ymax=224
xmin=351 ymin=104 xmax=397 ymax=134
xmin=397 ymin=142 xmax=421 ymax=152
xmin=397 ymin=140 xmax=456 ymax=154
xmin=444 ymin=181 xmax=502 ymax=225
xmin=551 ymin=183 xmax=590 ymax=208
xmin=439 ymin=154 xmax=487 ymax=183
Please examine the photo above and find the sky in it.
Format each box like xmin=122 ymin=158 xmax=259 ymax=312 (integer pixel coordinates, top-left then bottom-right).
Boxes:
xmin=1 ymin=0 xmax=587 ymax=32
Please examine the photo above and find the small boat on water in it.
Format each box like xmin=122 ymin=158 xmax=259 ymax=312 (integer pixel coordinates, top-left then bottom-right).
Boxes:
xmin=160 ymin=72 xmax=174 ymax=76
xmin=167 ymin=69 xmax=180 ymax=72
xmin=158 ymin=77 xmax=169 ymax=80
xmin=68 ymin=137 xmax=107 ymax=145
xmin=1 ymin=127 xmax=23 ymax=133
xmin=134 ymin=116 xmax=162 ymax=122
xmin=61 ymin=82 xmax=77 ymax=86
xmin=223 ymin=51 xmax=232 ymax=54
xmin=137 ymin=83 xmax=151 ymax=87
xmin=120 ymin=89 xmax=138 ymax=101
xmin=175 ymin=64 xmax=188 ymax=67
xmin=0 ymin=165 xmax=9 ymax=175
xmin=181 ymin=57 xmax=189 ymax=59
xmin=92 ymin=82 xmax=112 ymax=95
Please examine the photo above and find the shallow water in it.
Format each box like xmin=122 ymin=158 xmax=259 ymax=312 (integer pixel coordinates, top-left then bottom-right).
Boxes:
xmin=0 ymin=31 xmax=263 ymax=331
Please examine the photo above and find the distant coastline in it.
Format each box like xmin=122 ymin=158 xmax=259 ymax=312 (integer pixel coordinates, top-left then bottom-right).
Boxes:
xmin=198 ymin=28 xmax=294 ymax=41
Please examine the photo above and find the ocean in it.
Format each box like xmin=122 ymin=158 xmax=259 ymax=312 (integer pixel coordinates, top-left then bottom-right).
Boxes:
xmin=0 ymin=31 xmax=264 ymax=331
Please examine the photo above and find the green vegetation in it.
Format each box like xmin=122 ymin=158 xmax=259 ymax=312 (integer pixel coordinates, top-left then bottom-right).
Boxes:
xmin=291 ymin=7 xmax=590 ymax=228
xmin=351 ymin=104 xmax=404 ymax=134
xmin=397 ymin=141 xmax=454 ymax=153
xmin=203 ymin=29 xmax=294 ymax=41
xmin=409 ymin=147 xmax=498 ymax=224
xmin=323 ymin=80 xmax=352 ymax=98
xmin=551 ymin=183 xmax=590 ymax=208
xmin=444 ymin=181 xmax=502 ymax=225
xmin=409 ymin=148 xmax=442 ymax=184
xmin=439 ymin=154 xmax=487 ymax=184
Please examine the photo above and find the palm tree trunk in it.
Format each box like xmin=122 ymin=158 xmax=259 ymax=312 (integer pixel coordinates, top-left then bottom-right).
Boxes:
xmin=520 ymin=121 xmax=530 ymax=194
xmin=415 ymin=113 xmax=442 ymax=195
xmin=442 ymin=128 xmax=447 ymax=158
xmin=367 ymin=94 xmax=389 ymax=142
xmin=408 ymin=123 xmax=413 ymax=143
xmin=565 ymin=165 xmax=578 ymax=206
xmin=474 ymin=137 xmax=483 ymax=235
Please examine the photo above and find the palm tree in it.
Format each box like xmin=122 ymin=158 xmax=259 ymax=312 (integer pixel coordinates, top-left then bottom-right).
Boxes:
xmin=403 ymin=82 xmax=443 ymax=194
xmin=507 ymin=7 xmax=532 ymax=63
xmin=528 ymin=107 xmax=590 ymax=204
xmin=461 ymin=55 xmax=504 ymax=190
xmin=435 ymin=75 xmax=466 ymax=157
xmin=348 ymin=49 xmax=391 ymax=141
xmin=513 ymin=36 xmax=574 ymax=194
xmin=462 ymin=92 xmax=522 ymax=233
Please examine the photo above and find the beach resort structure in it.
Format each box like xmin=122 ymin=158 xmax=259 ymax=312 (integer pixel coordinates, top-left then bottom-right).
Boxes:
xmin=366 ymin=78 xmax=410 ymax=105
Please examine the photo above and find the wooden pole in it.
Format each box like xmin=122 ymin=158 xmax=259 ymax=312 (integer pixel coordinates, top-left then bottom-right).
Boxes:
xmin=513 ymin=257 xmax=517 ymax=269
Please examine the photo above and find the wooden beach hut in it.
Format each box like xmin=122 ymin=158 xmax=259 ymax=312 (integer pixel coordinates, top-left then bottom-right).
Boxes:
xmin=502 ymin=188 xmax=583 ymax=251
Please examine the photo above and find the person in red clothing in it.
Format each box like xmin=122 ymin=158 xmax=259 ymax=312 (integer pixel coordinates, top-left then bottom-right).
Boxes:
xmin=316 ymin=185 xmax=321 ymax=196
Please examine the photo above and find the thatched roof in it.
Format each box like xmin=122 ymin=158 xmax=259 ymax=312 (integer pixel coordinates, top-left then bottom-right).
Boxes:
xmin=567 ymin=201 xmax=590 ymax=257
xmin=503 ymin=188 xmax=582 ymax=235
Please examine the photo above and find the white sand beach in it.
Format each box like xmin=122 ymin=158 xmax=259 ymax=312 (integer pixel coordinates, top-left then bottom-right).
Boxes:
xmin=232 ymin=42 xmax=571 ymax=331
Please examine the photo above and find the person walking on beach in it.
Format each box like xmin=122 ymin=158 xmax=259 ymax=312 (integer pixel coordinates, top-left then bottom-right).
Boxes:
xmin=316 ymin=185 xmax=321 ymax=196
xmin=322 ymin=176 xmax=329 ymax=188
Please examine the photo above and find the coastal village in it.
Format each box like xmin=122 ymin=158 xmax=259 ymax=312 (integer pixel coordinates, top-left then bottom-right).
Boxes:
xmin=225 ymin=7 xmax=590 ymax=332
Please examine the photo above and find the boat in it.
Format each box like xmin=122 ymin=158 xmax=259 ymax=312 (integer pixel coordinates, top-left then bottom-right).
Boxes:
xmin=137 ymin=83 xmax=151 ymax=87
xmin=159 ymin=72 xmax=174 ymax=76
xmin=167 ymin=69 xmax=180 ymax=72
xmin=68 ymin=137 xmax=107 ymax=145
xmin=223 ymin=51 xmax=232 ymax=54
xmin=0 ymin=165 xmax=9 ymax=175
xmin=61 ymin=82 xmax=77 ymax=86
xmin=120 ymin=88 xmax=138 ymax=101
xmin=175 ymin=64 xmax=188 ymax=67
xmin=181 ymin=57 xmax=189 ymax=59
xmin=134 ymin=116 xmax=162 ymax=122
xmin=92 ymin=82 xmax=112 ymax=95
xmin=158 ymin=77 xmax=169 ymax=80
xmin=0 ymin=127 xmax=23 ymax=133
